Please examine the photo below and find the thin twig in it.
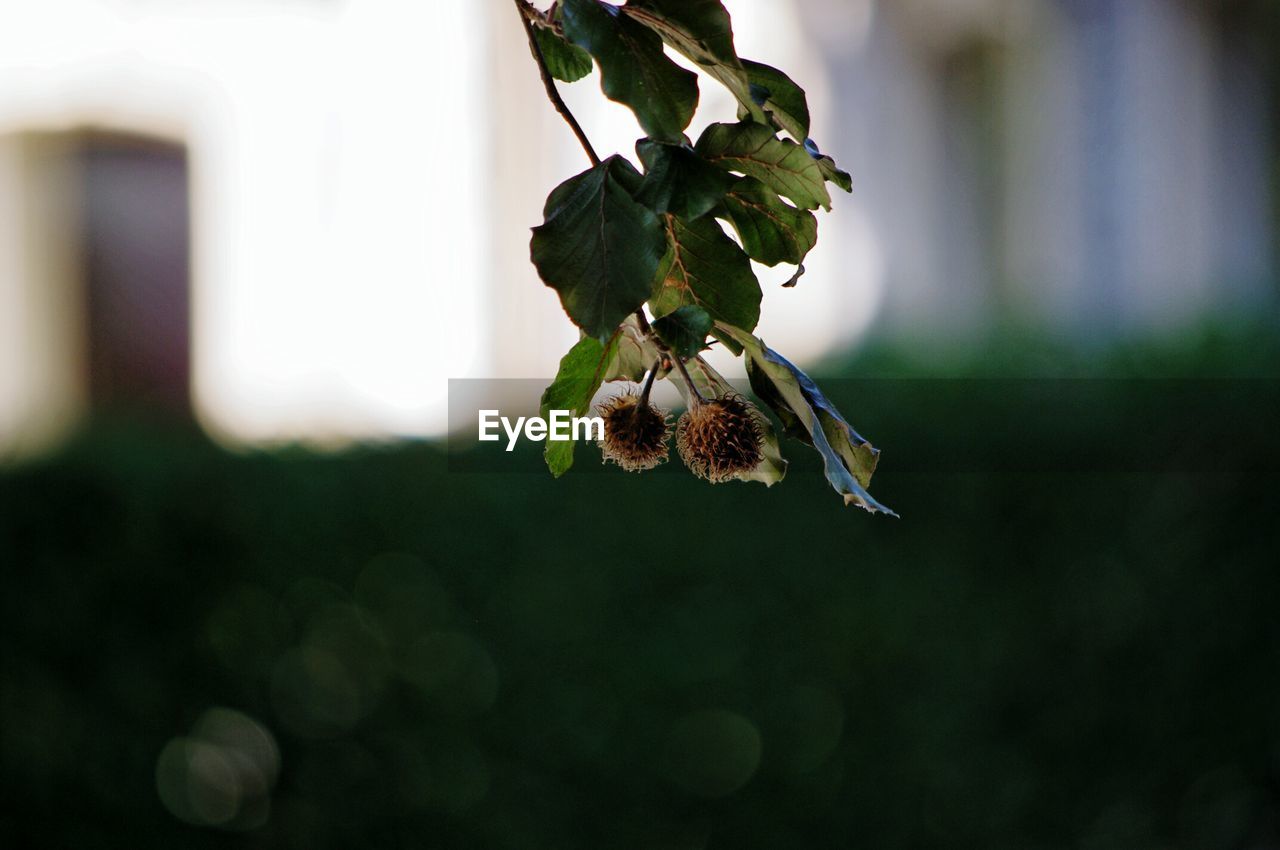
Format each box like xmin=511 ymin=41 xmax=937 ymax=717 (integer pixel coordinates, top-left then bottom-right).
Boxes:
xmin=515 ymin=0 xmax=601 ymax=167
xmin=517 ymin=2 xmax=691 ymax=383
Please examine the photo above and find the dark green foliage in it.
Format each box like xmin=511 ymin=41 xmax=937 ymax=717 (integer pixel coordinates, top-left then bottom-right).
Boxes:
xmin=3 ymin=328 xmax=1279 ymax=848
xmin=634 ymin=139 xmax=737 ymax=221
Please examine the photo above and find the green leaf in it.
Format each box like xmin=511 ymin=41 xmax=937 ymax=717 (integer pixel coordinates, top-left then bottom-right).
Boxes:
xmin=804 ymin=138 xmax=853 ymax=193
xmin=652 ymin=305 xmax=712 ymax=358
xmin=540 ymin=334 xmax=620 ymax=477
xmin=695 ymin=122 xmax=832 ymax=211
xmin=562 ymin=0 xmax=699 ymax=142
xmin=649 ymin=214 xmax=761 ymax=332
xmin=530 ymin=156 xmax=668 ymax=341
xmin=673 ymin=355 xmax=787 ymax=487
xmin=718 ymin=325 xmax=895 ymax=515
xmin=739 ymin=59 xmax=811 ymax=141
xmin=815 ymin=156 xmax=852 ymax=193
xmin=622 ymin=0 xmax=769 ymax=127
xmin=623 ymin=0 xmax=737 ymax=67
xmin=718 ymin=176 xmax=817 ymax=267
xmin=532 ymin=22 xmax=594 ymax=83
xmin=635 ymin=139 xmax=738 ymax=221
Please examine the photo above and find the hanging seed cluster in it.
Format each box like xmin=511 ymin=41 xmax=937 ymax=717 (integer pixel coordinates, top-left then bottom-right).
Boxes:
xmin=677 ymin=393 xmax=765 ymax=483
xmin=596 ymin=392 xmax=671 ymax=472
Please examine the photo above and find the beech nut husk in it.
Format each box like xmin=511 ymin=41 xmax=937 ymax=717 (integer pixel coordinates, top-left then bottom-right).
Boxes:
xmin=676 ymin=393 xmax=765 ymax=483
xmin=597 ymin=391 xmax=671 ymax=472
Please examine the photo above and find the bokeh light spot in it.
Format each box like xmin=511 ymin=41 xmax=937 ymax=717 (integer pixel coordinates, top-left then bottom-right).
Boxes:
xmin=155 ymin=708 xmax=280 ymax=831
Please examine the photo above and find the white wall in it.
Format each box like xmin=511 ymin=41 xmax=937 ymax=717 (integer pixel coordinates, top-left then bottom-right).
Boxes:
xmin=0 ymin=0 xmax=489 ymax=447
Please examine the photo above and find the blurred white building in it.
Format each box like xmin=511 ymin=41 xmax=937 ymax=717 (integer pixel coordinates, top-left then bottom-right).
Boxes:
xmin=0 ymin=0 xmax=1275 ymax=453
xmin=809 ymin=0 xmax=1275 ymax=333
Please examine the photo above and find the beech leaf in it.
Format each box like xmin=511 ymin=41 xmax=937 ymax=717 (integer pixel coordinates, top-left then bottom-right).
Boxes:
xmin=695 ymin=121 xmax=832 ymax=211
xmin=540 ymin=334 xmax=620 ymax=477
xmin=532 ymin=22 xmax=593 ymax=83
xmin=739 ymin=59 xmax=810 ymax=141
xmin=719 ymin=325 xmax=895 ymax=515
xmin=652 ymin=305 xmax=713 ymax=358
xmin=622 ymin=0 xmax=768 ymax=127
xmin=718 ymin=176 xmax=817 ymax=267
xmin=635 ymin=139 xmax=738 ymax=221
xmin=649 ymin=214 xmax=761 ymax=332
xmin=804 ymin=138 xmax=853 ymax=193
xmin=562 ymin=0 xmax=699 ymax=142
xmin=530 ymin=156 xmax=668 ymax=341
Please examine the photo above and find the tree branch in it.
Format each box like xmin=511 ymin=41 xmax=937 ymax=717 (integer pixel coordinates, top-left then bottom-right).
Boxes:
xmin=515 ymin=0 xmax=601 ymax=167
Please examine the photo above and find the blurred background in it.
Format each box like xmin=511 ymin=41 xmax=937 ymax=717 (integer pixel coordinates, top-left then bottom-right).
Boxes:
xmin=2 ymin=0 xmax=1279 ymax=847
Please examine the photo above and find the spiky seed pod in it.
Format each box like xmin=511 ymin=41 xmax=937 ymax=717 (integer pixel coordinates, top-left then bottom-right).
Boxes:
xmin=677 ymin=393 xmax=765 ymax=483
xmin=597 ymin=391 xmax=671 ymax=472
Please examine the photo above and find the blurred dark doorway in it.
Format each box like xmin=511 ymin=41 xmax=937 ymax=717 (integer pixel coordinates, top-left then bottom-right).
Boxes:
xmin=77 ymin=133 xmax=191 ymax=414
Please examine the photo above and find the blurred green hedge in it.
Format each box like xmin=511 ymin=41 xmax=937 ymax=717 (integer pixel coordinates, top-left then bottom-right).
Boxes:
xmin=2 ymin=321 xmax=1279 ymax=849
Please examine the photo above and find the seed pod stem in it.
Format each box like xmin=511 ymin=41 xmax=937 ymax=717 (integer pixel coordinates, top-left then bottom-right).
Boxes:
xmin=670 ymin=355 xmax=706 ymax=406
xmin=638 ymin=358 xmax=661 ymax=408
xmin=634 ymin=309 xmax=705 ymax=405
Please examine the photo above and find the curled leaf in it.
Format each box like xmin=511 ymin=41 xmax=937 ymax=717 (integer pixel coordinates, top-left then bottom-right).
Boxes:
xmin=718 ymin=325 xmax=895 ymax=515
xmin=740 ymin=59 xmax=810 ymax=141
xmin=622 ymin=0 xmax=768 ymax=127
